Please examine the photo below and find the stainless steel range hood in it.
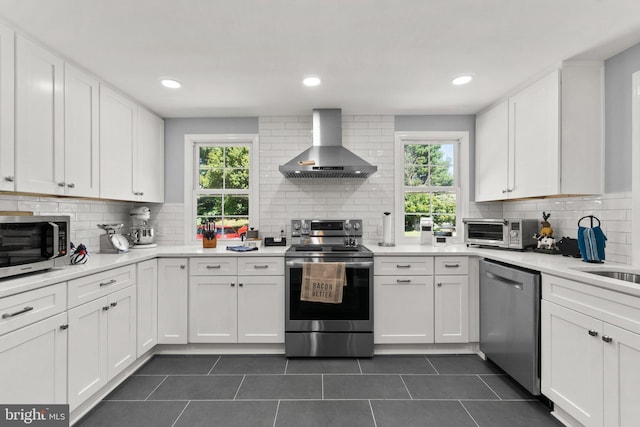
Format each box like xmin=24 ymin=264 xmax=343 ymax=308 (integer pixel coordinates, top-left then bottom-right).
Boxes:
xmin=278 ymin=109 xmax=378 ymax=178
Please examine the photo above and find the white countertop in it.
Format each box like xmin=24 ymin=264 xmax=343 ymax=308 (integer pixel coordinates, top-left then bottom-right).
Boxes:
xmin=2 ymin=242 xmax=639 ymax=299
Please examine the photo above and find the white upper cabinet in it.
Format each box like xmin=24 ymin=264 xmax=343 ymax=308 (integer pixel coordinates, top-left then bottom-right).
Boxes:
xmin=475 ymin=100 xmax=508 ymax=201
xmin=99 ymin=84 xmax=137 ymax=201
xmin=136 ymin=106 xmax=164 ymax=202
xmin=64 ymin=63 xmax=100 ymax=197
xmin=0 ymin=23 xmax=14 ymax=191
xmin=15 ymin=35 xmax=64 ymax=195
xmin=475 ymin=62 xmax=603 ymax=201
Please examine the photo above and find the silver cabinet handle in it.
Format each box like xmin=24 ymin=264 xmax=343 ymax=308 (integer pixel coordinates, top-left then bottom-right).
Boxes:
xmin=602 ymin=336 xmax=613 ymax=343
xmin=102 ymin=306 xmax=110 ymax=311
xmin=2 ymin=306 xmax=34 ymax=319
xmin=396 ymin=279 xmax=411 ymax=284
xmin=206 ymin=265 xmax=222 ymax=269
xmin=231 ymin=283 xmax=235 ymax=287
xmin=588 ymin=329 xmax=598 ymax=337
xmin=99 ymin=279 xmax=117 ymax=287
xmin=239 ymin=283 xmax=244 ymax=287
xmin=110 ymin=302 xmax=118 ymax=308
xmin=4 ymin=176 xmax=14 ymax=182
xmin=396 ymin=264 xmax=411 ymax=268
xmin=57 ymin=182 xmax=65 ymax=187
xmin=254 ymin=265 xmax=269 ymax=269
xmin=180 ymin=265 xmax=185 ymax=269
xmin=60 ymin=324 xmax=69 ymax=330
xmin=139 ymin=192 xmax=144 ymax=196
xmin=444 ymin=263 xmax=460 ymax=268
xmin=437 ymin=282 xmax=442 ymax=287
xmin=67 ymin=183 xmax=75 ymax=188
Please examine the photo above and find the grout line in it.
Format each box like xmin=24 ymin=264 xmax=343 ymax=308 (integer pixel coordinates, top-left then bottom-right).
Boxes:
xmin=272 ymin=400 xmax=281 ymax=427
xmin=357 ymin=359 xmax=363 ymax=374
xmin=477 ymin=375 xmax=502 ymax=400
xmin=459 ymin=400 xmax=481 ymax=427
xmin=399 ymin=375 xmax=413 ymax=400
xmin=144 ymin=376 xmax=168 ymax=401
xmin=233 ymin=375 xmax=246 ymax=400
xmin=207 ymin=356 xmax=222 ymax=375
xmin=368 ymin=400 xmax=379 ymax=427
xmin=284 ymin=358 xmax=289 ymax=374
xmin=424 ymin=356 xmax=440 ymax=375
xmin=170 ymin=400 xmax=191 ymax=427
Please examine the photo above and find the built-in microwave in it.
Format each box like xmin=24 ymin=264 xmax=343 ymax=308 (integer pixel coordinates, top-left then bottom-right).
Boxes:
xmin=0 ymin=216 xmax=70 ymax=279
xmin=463 ymin=218 xmax=538 ymax=250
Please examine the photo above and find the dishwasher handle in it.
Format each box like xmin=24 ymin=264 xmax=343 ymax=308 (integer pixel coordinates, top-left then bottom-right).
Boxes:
xmin=485 ymin=271 xmax=523 ymax=290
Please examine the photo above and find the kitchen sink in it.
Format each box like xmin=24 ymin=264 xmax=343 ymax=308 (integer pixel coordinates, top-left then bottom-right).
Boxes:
xmin=583 ymin=270 xmax=640 ymax=284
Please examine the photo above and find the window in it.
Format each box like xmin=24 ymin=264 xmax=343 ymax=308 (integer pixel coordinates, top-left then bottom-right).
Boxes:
xmin=394 ymin=132 xmax=469 ymax=243
xmin=184 ymin=134 xmax=259 ymax=243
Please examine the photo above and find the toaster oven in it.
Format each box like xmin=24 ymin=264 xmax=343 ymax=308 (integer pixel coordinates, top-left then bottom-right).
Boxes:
xmin=463 ymin=218 xmax=538 ymax=250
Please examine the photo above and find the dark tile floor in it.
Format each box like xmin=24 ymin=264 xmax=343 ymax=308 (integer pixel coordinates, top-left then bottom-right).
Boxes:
xmin=76 ymin=354 xmax=564 ymax=427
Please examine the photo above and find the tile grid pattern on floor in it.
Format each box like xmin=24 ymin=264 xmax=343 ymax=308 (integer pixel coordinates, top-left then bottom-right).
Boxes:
xmin=77 ymin=355 xmax=563 ymax=427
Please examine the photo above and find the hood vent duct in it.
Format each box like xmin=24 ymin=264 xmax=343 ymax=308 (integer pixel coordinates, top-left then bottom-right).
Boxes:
xmin=278 ymin=109 xmax=378 ymax=178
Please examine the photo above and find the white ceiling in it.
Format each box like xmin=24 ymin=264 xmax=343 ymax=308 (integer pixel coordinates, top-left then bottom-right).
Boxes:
xmin=1 ymin=0 xmax=640 ymax=118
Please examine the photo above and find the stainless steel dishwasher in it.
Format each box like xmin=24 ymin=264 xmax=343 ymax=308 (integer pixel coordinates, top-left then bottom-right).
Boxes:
xmin=479 ymin=258 xmax=541 ymax=395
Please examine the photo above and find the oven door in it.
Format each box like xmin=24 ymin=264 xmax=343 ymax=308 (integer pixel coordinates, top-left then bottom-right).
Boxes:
xmin=285 ymin=257 xmax=373 ymax=332
xmin=464 ymin=219 xmax=509 ymax=247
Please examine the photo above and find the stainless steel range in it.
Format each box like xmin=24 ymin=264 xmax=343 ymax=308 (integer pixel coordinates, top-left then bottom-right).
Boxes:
xmin=285 ymin=219 xmax=373 ymax=357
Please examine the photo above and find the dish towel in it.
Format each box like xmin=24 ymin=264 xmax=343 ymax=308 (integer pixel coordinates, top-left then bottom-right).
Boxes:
xmin=300 ymin=262 xmax=346 ymax=304
xmin=577 ymin=226 xmax=607 ymax=263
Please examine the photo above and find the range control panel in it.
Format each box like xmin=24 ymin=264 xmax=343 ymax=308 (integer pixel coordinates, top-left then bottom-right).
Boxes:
xmin=291 ymin=219 xmax=363 ymax=238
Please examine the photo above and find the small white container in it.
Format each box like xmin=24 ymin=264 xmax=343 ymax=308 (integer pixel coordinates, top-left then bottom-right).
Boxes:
xmin=420 ymin=217 xmax=433 ymax=246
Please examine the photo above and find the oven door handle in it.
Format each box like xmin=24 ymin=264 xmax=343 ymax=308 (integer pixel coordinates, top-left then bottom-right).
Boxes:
xmin=286 ymin=260 xmax=373 ymax=268
xmin=47 ymin=222 xmax=60 ymax=259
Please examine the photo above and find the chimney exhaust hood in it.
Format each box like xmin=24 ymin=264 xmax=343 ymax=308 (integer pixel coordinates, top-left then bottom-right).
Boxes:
xmin=278 ymin=109 xmax=378 ymax=178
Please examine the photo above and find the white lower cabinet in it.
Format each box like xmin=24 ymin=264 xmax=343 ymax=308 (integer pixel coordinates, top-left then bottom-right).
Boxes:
xmin=68 ymin=286 xmax=136 ymax=410
xmin=0 ymin=312 xmax=67 ymax=404
xmin=374 ymin=275 xmax=434 ymax=343
xmin=188 ymin=257 xmax=284 ymax=344
xmin=541 ymin=274 xmax=640 ymax=427
xmin=136 ymin=259 xmax=158 ymax=356
xmin=157 ymin=258 xmax=188 ymax=344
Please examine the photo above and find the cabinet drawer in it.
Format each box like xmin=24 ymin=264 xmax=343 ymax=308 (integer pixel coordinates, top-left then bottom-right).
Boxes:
xmin=237 ymin=257 xmax=284 ymax=276
xmin=542 ymin=274 xmax=640 ymax=335
xmin=434 ymin=257 xmax=469 ymax=275
xmin=190 ymin=258 xmax=238 ymax=275
xmin=0 ymin=283 xmax=67 ymax=336
xmin=374 ymin=256 xmax=433 ymax=275
xmin=68 ymin=265 xmax=135 ymax=309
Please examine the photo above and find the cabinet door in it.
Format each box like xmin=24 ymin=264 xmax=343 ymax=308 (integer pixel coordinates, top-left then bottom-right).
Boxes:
xmin=189 ymin=276 xmax=237 ymax=343
xmin=603 ymin=323 xmax=640 ymax=427
xmin=237 ymin=275 xmax=284 ymax=343
xmin=68 ymin=297 xmax=108 ymax=410
xmin=107 ymin=286 xmax=136 ymax=381
xmin=0 ymin=23 xmax=14 ymax=190
xmin=541 ymin=300 xmax=603 ymax=427
xmin=99 ymin=84 xmax=136 ymax=200
xmin=15 ymin=35 xmax=64 ymax=195
xmin=0 ymin=313 xmax=67 ymax=404
xmin=64 ymin=63 xmax=99 ymax=197
xmin=374 ymin=275 xmax=434 ymax=344
xmin=475 ymin=100 xmax=509 ymax=201
xmin=157 ymin=259 xmax=188 ymax=344
xmin=509 ymin=70 xmax=560 ymax=199
xmin=434 ymin=275 xmax=469 ymax=343
xmin=136 ymin=106 xmax=164 ymax=202
xmin=137 ymin=259 xmax=158 ymax=357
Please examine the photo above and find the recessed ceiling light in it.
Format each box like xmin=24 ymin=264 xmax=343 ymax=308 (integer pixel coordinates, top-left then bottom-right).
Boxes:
xmin=160 ymin=78 xmax=182 ymax=89
xmin=303 ymin=76 xmax=321 ymax=87
xmin=452 ymin=75 xmax=473 ymax=86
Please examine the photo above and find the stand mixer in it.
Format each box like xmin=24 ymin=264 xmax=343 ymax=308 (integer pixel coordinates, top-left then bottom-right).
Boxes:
xmin=129 ymin=206 xmax=157 ymax=248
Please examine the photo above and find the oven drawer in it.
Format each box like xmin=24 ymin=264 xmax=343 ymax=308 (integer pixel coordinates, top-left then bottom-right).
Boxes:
xmin=237 ymin=257 xmax=284 ymax=276
xmin=374 ymin=256 xmax=433 ymax=275
xmin=68 ymin=265 xmax=135 ymax=309
xmin=434 ymin=257 xmax=469 ymax=275
xmin=190 ymin=258 xmax=238 ymax=276
xmin=0 ymin=283 xmax=67 ymax=336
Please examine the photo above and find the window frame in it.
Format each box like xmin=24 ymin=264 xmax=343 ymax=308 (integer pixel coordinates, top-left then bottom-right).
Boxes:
xmin=183 ymin=134 xmax=259 ymax=244
xmin=394 ymin=131 xmax=469 ymax=244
